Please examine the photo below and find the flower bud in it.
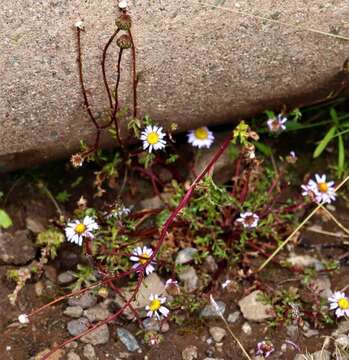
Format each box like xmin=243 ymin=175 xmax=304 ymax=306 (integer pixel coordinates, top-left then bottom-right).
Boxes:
xmin=117 ymin=34 xmax=132 ymax=49
xmin=115 ymin=14 xmax=132 ymax=31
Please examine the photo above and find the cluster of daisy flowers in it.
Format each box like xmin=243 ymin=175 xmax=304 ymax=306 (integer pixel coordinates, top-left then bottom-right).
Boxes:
xmin=140 ymin=124 xmax=215 ymax=153
xmin=301 ymin=174 xmax=336 ymax=204
xmin=20 ymin=221 xmax=175 ymax=324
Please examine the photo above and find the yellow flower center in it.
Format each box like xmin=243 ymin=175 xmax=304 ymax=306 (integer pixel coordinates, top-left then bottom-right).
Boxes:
xmin=147 ymin=132 xmax=160 ymax=145
xmin=338 ymin=297 xmax=349 ymax=310
xmin=149 ymin=299 xmax=161 ymax=312
xmin=318 ymin=182 xmax=328 ymax=193
xmin=139 ymin=252 xmax=149 ymax=265
xmin=194 ymin=127 xmax=209 ymax=140
xmin=75 ymin=223 xmax=86 ymax=234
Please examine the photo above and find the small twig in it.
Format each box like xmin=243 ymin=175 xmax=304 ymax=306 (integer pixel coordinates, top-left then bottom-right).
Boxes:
xmin=128 ymin=29 xmax=138 ymax=119
xmin=77 ymin=28 xmax=100 ymax=129
xmin=38 ymin=182 xmax=63 ymax=218
xmin=319 ymin=205 xmax=349 ymax=236
xmin=210 ymin=295 xmax=252 ymax=360
xmin=306 ymin=225 xmax=349 ymax=239
xmin=111 ymin=48 xmax=124 ymax=148
xmin=102 ymin=29 xmax=120 ymax=109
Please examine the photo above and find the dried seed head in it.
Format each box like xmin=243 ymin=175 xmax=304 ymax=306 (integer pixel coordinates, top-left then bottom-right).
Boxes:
xmin=118 ymin=0 xmax=128 ymax=10
xmin=74 ymin=20 xmax=85 ymax=30
xmin=117 ymin=34 xmax=132 ymax=49
xmin=115 ymin=13 xmax=132 ymax=30
xmin=70 ymin=153 xmax=84 ymax=168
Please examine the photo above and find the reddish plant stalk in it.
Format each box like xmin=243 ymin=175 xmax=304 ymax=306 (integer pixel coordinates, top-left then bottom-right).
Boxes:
xmin=146 ymin=134 xmax=233 ymax=264
xmin=102 ymin=29 xmax=120 ymax=109
xmin=111 ymin=48 xmax=124 ymax=148
xmin=128 ymin=29 xmax=138 ymax=119
xmin=77 ymin=29 xmax=99 ymax=129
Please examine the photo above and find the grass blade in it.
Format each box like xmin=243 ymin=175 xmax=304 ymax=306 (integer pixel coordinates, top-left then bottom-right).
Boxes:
xmin=313 ymin=126 xmax=336 ymax=158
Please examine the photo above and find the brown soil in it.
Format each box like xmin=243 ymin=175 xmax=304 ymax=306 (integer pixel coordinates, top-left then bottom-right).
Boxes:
xmin=0 ymin=163 xmax=348 ymax=360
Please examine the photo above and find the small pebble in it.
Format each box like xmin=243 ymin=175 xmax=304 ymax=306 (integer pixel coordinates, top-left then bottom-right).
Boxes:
xmin=182 ymin=345 xmax=198 ymax=360
xmin=67 ymin=352 xmax=81 ymax=360
xmin=117 ymin=328 xmax=140 ymax=352
xmin=67 ymin=318 xmax=89 ymax=336
xmin=227 ymin=311 xmax=240 ymax=324
xmin=242 ymin=322 xmax=252 ymax=335
xmin=58 ymin=271 xmax=75 ymax=285
xmin=68 ymin=292 xmax=97 ymax=309
xmin=34 ymin=281 xmax=44 ymax=296
xmin=83 ymin=344 xmax=97 ymax=360
xmin=64 ymin=306 xmax=83 ymax=318
xmin=209 ymin=327 xmax=226 ymax=342
xmin=200 ymin=301 xmax=226 ymax=318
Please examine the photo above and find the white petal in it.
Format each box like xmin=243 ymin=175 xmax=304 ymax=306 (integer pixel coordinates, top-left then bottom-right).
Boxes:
xmin=159 ymin=306 xmax=169 ymax=317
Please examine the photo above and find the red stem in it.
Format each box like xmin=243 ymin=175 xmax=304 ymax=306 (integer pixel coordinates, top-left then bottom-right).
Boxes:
xmin=128 ymin=29 xmax=138 ymax=119
xmin=102 ymin=29 xmax=120 ymax=109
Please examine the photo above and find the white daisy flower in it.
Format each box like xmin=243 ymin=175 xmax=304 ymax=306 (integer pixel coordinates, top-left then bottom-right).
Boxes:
xmin=130 ymin=246 xmax=156 ymax=275
xmin=187 ymin=127 xmax=215 ymax=149
xmin=236 ymin=212 xmax=259 ymax=229
xmin=18 ymin=314 xmax=29 ymax=324
xmin=312 ymin=174 xmax=336 ymax=204
xmin=65 ymin=216 xmax=99 ymax=246
xmin=302 ymin=174 xmax=336 ymax=204
xmin=140 ymin=125 xmax=166 ymax=153
xmin=146 ymin=294 xmax=169 ymax=320
xmin=267 ymin=114 xmax=287 ymax=133
xmin=329 ymin=291 xmax=349 ymax=318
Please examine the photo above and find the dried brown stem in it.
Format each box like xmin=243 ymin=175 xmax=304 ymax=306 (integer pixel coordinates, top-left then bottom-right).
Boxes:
xmin=77 ymin=28 xmax=99 ymax=130
xmin=128 ymin=29 xmax=138 ymax=119
xmin=102 ymin=29 xmax=120 ymax=110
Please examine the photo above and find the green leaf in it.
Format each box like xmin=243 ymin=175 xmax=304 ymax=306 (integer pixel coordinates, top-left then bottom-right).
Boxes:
xmin=338 ymin=134 xmax=345 ymax=176
xmin=254 ymin=141 xmax=272 ymax=157
xmin=340 ymin=121 xmax=349 ymax=128
xmin=0 ymin=209 xmax=13 ymax=229
xmin=330 ymin=108 xmax=339 ymax=125
xmin=313 ymin=126 xmax=336 ymax=158
xmin=284 ymin=121 xmax=303 ymax=131
xmin=56 ymin=191 xmax=71 ymax=203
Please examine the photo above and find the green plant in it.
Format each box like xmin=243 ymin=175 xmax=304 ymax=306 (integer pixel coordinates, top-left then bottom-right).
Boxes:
xmin=36 ymin=229 xmax=65 ymax=259
xmin=313 ymin=107 xmax=349 ymax=176
xmin=0 ymin=209 xmax=12 ymax=229
xmin=71 ymin=264 xmax=97 ymax=290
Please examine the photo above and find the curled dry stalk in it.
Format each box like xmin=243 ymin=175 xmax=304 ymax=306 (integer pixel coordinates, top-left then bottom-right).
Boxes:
xmin=76 ymin=8 xmax=138 ymax=159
